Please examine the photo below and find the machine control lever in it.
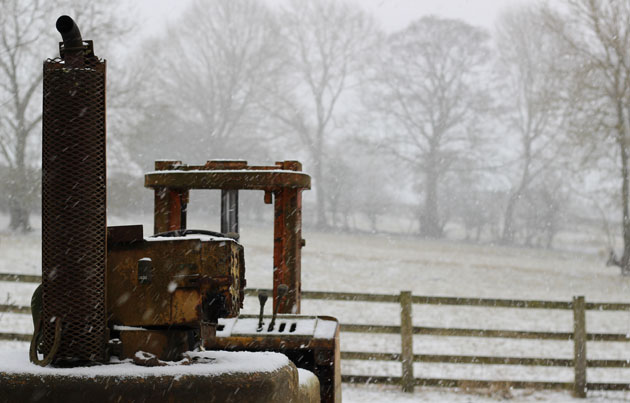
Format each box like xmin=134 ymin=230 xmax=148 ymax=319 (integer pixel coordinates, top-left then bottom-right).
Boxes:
xmin=268 ymin=285 xmax=288 ymax=332
xmin=257 ymin=291 xmax=268 ymax=332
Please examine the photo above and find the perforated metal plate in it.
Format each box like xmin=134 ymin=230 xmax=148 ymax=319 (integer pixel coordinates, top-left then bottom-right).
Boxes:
xmin=41 ymin=55 xmax=107 ymax=362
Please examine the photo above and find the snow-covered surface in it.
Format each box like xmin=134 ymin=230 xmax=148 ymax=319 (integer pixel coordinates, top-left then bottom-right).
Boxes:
xmin=112 ymin=325 xmax=147 ymax=332
xmin=297 ymin=368 xmax=318 ymax=386
xmin=0 ymin=347 xmax=289 ymax=377
xmin=146 ymin=235 xmax=236 ymax=243
xmin=145 ymin=169 xmax=309 ymax=175
xmin=2 ymin=216 xmax=630 ymax=401
xmin=342 ymin=384 xmax=630 ymax=402
xmin=218 ymin=315 xmax=337 ymax=338
xmin=314 ymin=317 xmax=338 ymax=339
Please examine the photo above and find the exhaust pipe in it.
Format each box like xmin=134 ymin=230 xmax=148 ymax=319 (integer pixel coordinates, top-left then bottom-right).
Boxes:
xmin=55 ymin=15 xmax=90 ymax=66
xmin=56 ymin=15 xmax=83 ymax=49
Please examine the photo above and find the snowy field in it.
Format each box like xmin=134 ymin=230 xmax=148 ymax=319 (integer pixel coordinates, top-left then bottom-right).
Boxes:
xmin=1 ymin=214 xmax=630 ymax=402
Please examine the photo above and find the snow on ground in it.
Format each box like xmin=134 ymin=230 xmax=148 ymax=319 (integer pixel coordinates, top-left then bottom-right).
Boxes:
xmin=1 ymin=214 xmax=630 ymax=401
xmin=343 ymin=383 xmax=630 ymax=403
xmin=1 ymin=345 xmax=289 ymax=377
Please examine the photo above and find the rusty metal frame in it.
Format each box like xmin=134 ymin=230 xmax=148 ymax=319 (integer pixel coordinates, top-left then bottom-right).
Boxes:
xmin=145 ymin=160 xmax=310 ymax=314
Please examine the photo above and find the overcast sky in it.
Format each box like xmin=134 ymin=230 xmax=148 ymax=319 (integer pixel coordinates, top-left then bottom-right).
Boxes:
xmin=134 ymin=0 xmax=533 ymax=39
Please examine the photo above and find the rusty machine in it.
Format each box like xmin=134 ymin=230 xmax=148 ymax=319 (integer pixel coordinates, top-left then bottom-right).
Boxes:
xmin=105 ymin=158 xmax=311 ymax=359
xmin=142 ymin=160 xmax=341 ymax=402
xmin=33 ymin=15 xmax=340 ymax=403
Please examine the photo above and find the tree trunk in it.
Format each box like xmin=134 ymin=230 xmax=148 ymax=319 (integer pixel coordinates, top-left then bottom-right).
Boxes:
xmin=609 ymin=97 xmax=630 ymax=275
xmin=8 ymin=202 xmax=31 ymax=232
xmin=501 ymin=192 xmax=519 ymax=244
xmin=545 ymin=230 xmax=554 ymax=250
xmin=369 ymin=212 xmax=377 ymax=233
xmin=420 ymin=166 xmax=442 ymax=238
xmin=618 ymin=127 xmax=630 ymax=275
xmin=342 ymin=209 xmax=350 ymax=231
xmin=7 ymin=168 xmax=32 ymax=232
xmin=313 ymin=158 xmax=327 ymax=229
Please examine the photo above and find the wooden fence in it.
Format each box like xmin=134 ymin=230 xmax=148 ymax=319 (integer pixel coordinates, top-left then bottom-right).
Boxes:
xmin=2 ymin=273 xmax=630 ymax=397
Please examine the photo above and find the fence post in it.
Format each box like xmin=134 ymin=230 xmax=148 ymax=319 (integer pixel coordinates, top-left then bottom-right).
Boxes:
xmin=400 ymin=290 xmax=414 ymax=393
xmin=573 ymin=295 xmax=587 ymax=398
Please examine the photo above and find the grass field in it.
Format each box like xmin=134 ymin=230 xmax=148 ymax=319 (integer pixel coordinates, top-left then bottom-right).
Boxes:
xmin=1 ymin=214 xmax=629 ymax=401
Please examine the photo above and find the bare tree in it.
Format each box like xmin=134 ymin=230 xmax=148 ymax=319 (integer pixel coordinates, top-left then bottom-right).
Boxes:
xmin=494 ymin=5 xmax=566 ymax=244
xmin=0 ymin=0 xmax=48 ymax=231
xmin=519 ymin=176 xmax=568 ymax=249
xmin=267 ymin=0 xmax=378 ymax=229
xmin=544 ymin=0 xmax=630 ymax=273
xmin=140 ymin=0 xmax=284 ymax=164
xmin=324 ymin=141 xmax=394 ymax=233
xmin=442 ymin=161 xmax=499 ymax=242
xmin=366 ymin=16 xmax=491 ymax=238
xmin=0 ymin=0 xmax=132 ymax=231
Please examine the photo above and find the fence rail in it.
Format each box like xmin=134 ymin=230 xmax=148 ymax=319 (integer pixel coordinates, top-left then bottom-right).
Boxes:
xmin=0 ymin=273 xmax=41 ymax=283
xmin=2 ymin=274 xmax=630 ymax=397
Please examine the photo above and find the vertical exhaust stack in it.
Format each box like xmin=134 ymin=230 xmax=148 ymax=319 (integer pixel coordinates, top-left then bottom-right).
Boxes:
xmin=41 ymin=16 xmax=108 ymax=363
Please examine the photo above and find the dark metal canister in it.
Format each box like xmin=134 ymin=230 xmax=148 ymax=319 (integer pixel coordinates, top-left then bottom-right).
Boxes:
xmin=41 ymin=45 xmax=108 ymax=362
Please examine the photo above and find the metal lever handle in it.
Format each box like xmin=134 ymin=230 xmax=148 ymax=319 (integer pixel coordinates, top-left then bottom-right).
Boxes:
xmin=268 ymin=284 xmax=288 ymax=331
xmin=257 ymin=291 xmax=268 ymax=332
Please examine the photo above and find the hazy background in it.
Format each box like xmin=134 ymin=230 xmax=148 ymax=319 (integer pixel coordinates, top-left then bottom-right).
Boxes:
xmin=2 ymin=0 xmax=630 ymax=272
xmin=4 ymin=3 xmax=630 ymax=399
xmin=134 ymin=0 xmax=526 ymax=34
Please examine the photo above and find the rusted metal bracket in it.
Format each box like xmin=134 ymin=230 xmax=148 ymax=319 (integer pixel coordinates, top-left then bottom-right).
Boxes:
xmin=145 ymin=160 xmax=310 ymax=314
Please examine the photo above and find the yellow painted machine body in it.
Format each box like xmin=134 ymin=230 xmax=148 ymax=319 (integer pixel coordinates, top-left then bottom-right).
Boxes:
xmin=106 ymin=226 xmax=245 ymax=337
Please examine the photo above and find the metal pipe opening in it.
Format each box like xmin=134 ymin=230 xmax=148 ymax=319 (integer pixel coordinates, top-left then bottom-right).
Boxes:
xmin=56 ymin=15 xmax=83 ymax=49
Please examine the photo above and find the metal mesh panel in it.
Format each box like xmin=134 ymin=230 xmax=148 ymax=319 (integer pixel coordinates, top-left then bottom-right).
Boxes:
xmin=41 ymin=56 xmax=107 ymax=362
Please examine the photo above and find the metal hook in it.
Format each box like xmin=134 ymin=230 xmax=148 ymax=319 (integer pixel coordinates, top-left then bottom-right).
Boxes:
xmin=29 ymin=316 xmax=62 ymax=367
